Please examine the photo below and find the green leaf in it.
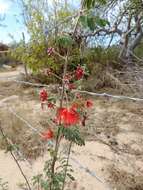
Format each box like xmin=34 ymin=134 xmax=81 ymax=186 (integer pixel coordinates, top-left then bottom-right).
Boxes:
xmin=83 ymin=0 xmax=95 ymax=9
xmin=95 ymin=16 xmax=109 ymax=27
xmin=87 ymin=16 xmax=96 ymax=31
xmin=41 ymin=180 xmax=49 ymax=190
xmin=56 ymin=35 xmax=74 ymax=48
xmin=32 ymin=174 xmax=43 ymax=186
xmin=80 ymin=14 xmax=109 ymax=30
xmin=83 ymin=0 xmax=107 ymax=9
xmin=5 ymin=144 xmax=14 ymax=153
xmin=79 ymin=15 xmax=88 ymax=28
xmin=60 ymin=126 xmax=85 ymax=146
xmin=80 ymin=15 xmax=96 ymax=30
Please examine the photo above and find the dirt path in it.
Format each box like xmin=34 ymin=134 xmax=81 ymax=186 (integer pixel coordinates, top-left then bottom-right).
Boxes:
xmin=0 ymin=70 xmax=19 ymax=79
xmin=0 ymin=141 xmax=111 ymax=190
xmin=0 ymin=66 xmax=24 ymax=81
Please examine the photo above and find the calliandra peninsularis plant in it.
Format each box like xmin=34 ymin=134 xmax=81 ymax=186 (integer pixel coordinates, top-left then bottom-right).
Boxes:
xmin=32 ymin=46 xmax=93 ymax=190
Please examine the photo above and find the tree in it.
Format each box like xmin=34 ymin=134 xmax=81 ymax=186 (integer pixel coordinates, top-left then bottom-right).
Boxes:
xmin=13 ymin=0 xmax=143 ymax=73
xmin=12 ymin=0 xmax=78 ymax=74
xmin=83 ymin=0 xmax=143 ymax=64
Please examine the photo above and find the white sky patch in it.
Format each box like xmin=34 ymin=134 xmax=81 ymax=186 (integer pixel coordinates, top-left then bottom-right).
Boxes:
xmin=0 ymin=0 xmax=11 ymax=14
xmin=47 ymin=0 xmax=80 ymax=8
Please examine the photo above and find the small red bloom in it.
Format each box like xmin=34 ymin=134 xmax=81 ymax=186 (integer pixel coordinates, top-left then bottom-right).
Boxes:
xmin=64 ymin=74 xmax=72 ymax=80
xmin=63 ymin=74 xmax=73 ymax=85
xmin=48 ymin=102 xmax=55 ymax=109
xmin=68 ymin=83 xmax=76 ymax=90
xmin=56 ymin=107 xmax=80 ymax=126
xmin=86 ymin=100 xmax=93 ymax=108
xmin=40 ymin=89 xmax=48 ymax=102
xmin=75 ymin=66 xmax=84 ymax=80
xmin=63 ymin=78 xmax=69 ymax=85
xmin=41 ymin=129 xmax=54 ymax=140
xmin=71 ymin=103 xmax=79 ymax=112
xmin=47 ymin=47 xmax=54 ymax=56
xmin=76 ymin=93 xmax=82 ymax=99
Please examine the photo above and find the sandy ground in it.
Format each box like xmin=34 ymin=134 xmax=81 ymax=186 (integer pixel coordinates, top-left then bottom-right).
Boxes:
xmin=0 ymin=68 xmax=143 ymax=190
xmin=0 ymin=142 xmax=111 ymax=190
xmin=0 ymin=67 xmax=22 ymax=80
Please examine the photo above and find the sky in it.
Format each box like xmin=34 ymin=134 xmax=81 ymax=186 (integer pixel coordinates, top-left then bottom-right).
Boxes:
xmin=0 ymin=0 xmax=28 ymax=44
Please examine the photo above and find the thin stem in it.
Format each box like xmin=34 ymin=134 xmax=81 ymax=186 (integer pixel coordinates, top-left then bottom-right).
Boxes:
xmin=62 ymin=142 xmax=72 ymax=190
xmin=60 ymin=54 xmax=69 ymax=108
xmin=37 ymin=174 xmax=40 ymax=190
xmin=53 ymin=49 xmax=66 ymax=61
xmin=64 ymin=90 xmax=69 ymax=107
xmin=73 ymin=0 xmax=84 ymax=34
xmin=49 ymin=2 xmax=84 ymax=188
xmin=52 ymin=72 xmax=63 ymax=81
xmin=0 ymin=123 xmax=32 ymax=190
xmin=49 ymin=127 xmax=61 ymax=190
xmin=50 ymin=52 xmax=69 ymax=190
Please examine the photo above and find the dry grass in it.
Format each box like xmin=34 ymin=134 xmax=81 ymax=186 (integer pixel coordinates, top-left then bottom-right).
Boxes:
xmin=83 ymin=65 xmax=143 ymax=99
xmin=0 ymin=109 xmax=45 ymax=159
xmin=108 ymin=166 xmax=143 ymax=190
xmin=0 ymin=81 xmax=22 ymax=98
xmin=0 ymin=81 xmax=47 ymax=159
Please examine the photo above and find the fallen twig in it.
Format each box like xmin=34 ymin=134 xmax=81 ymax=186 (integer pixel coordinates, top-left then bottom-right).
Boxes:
xmin=72 ymin=90 xmax=143 ymax=102
xmin=4 ymin=79 xmax=143 ymax=102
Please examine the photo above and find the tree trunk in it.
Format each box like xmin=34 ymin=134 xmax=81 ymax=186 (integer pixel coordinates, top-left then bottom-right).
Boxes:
xmin=22 ymin=32 xmax=29 ymax=79
xmin=126 ymin=32 xmax=143 ymax=63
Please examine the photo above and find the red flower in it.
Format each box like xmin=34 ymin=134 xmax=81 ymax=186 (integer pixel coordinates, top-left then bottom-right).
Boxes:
xmin=63 ymin=74 xmax=73 ymax=86
xmin=71 ymin=103 xmax=79 ymax=112
xmin=76 ymin=93 xmax=82 ymax=99
xmin=75 ymin=66 xmax=84 ymax=80
xmin=64 ymin=74 xmax=72 ymax=81
xmin=40 ymin=89 xmax=48 ymax=102
xmin=86 ymin=100 xmax=93 ymax=108
xmin=56 ymin=107 xmax=80 ymax=126
xmin=47 ymin=47 xmax=54 ymax=56
xmin=68 ymin=83 xmax=76 ymax=90
xmin=41 ymin=129 xmax=54 ymax=140
xmin=48 ymin=102 xmax=55 ymax=109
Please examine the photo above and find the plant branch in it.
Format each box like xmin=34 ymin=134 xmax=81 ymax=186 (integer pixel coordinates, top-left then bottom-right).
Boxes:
xmin=61 ymin=141 xmax=72 ymax=190
xmin=50 ymin=51 xmax=69 ymax=190
xmin=0 ymin=122 xmax=32 ymax=190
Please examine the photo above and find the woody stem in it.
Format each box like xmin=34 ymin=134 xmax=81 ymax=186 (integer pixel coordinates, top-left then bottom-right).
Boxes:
xmin=50 ymin=52 xmax=69 ymax=190
xmin=61 ymin=141 xmax=72 ymax=190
